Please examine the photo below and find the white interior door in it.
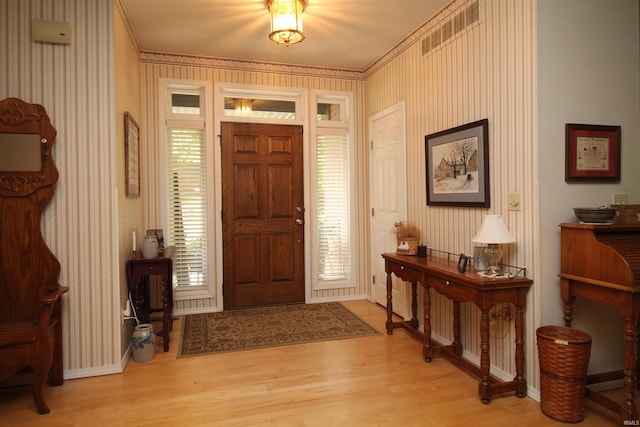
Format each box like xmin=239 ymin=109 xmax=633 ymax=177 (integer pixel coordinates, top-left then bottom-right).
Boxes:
xmin=369 ymin=102 xmax=408 ymax=318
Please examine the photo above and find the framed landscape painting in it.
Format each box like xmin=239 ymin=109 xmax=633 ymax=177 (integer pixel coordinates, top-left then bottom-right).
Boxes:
xmin=425 ymin=119 xmax=490 ymax=207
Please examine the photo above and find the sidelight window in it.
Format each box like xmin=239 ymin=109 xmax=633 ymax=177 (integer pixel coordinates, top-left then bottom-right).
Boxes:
xmin=160 ymin=80 xmax=214 ymax=299
xmin=311 ymin=93 xmax=355 ymax=289
xmin=165 ymin=125 xmax=207 ymax=288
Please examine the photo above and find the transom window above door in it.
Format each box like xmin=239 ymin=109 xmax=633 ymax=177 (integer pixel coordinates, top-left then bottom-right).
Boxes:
xmin=223 ymin=97 xmax=296 ymax=120
xmin=219 ymin=86 xmax=304 ymax=125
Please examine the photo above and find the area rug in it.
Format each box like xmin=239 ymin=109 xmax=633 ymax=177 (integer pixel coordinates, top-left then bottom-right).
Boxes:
xmin=178 ymin=302 xmax=380 ymax=358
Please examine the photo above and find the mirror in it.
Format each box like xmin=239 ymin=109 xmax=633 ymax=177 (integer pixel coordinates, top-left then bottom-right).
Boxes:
xmin=0 ymin=133 xmax=42 ymax=172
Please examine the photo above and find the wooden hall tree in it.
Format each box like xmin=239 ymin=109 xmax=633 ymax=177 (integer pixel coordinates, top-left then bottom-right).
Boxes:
xmin=0 ymin=97 xmax=68 ymax=414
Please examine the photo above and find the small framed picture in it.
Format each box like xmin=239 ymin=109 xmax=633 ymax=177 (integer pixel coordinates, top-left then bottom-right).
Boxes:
xmin=124 ymin=112 xmax=140 ymax=198
xmin=457 ymin=253 xmax=469 ymax=273
xmin=565 ymin=123 xmax=621 ymax=182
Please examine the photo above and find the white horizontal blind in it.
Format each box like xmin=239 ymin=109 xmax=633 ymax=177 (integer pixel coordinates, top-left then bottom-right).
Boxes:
xmin=316 ymin=131 xmax=351 ymax=281
xmin=166 ymin=126 xmax=207 ymax=288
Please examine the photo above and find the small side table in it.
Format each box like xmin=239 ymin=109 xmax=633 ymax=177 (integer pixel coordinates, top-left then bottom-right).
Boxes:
xmin=126 ymin=246 xmax=176 ymax=352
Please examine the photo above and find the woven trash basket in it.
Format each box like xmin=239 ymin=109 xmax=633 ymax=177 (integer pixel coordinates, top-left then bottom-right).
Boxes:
xmin=536 ymin=325 xmax=592 ymax=423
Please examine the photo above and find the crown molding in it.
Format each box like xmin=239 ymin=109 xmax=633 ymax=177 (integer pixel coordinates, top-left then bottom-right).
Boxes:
xmin=138 ymin=0 xmax=467 ymax=82
xmin=139 ymin=52 xmax=364 ymax=81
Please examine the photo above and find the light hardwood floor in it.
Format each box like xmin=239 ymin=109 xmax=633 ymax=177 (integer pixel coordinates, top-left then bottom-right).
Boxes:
xmin=0 ymin=300 xmax=624 ymax=426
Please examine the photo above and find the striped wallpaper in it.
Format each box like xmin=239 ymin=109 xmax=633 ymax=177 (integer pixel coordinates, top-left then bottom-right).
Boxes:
xmin=365 ymin=0 xmax=537 ymax=386
xmin=1 ymin=0 xmax=541 ymax=392
xmin=1 ymin=0 xmax=121 ymax=375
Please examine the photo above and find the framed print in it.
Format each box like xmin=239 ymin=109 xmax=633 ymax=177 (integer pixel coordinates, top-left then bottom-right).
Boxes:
xmin=457 ymin=253 xmax=469 ymax=273
xmin=565 ymin=123 xmax=621 ymax=182
xmin=425 ymin=119 xmax=490 ymax=207
xmin=124 ymin=112 xmax=140 ymax=197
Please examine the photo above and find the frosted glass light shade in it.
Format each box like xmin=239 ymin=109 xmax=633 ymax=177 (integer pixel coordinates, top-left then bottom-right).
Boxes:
xmin=268 ymin=0 xmax=305 ymax=45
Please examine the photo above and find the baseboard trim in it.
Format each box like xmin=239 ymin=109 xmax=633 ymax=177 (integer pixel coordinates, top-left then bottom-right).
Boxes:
xmin=64 ymin=363 xmax=123 ymax=380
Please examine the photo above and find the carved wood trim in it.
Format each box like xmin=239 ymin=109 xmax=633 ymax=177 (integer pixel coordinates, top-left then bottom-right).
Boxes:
xmin=0 ymin=98 xmax=58 ymax=197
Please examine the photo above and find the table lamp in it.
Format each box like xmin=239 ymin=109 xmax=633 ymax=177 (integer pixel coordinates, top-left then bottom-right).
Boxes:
xmin=472 ymin=214 xmax=515 ymax=273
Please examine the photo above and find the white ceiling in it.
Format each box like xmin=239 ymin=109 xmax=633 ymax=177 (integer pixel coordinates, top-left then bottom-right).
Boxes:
xmin=119 ymin=0 xmax=452 ymax=71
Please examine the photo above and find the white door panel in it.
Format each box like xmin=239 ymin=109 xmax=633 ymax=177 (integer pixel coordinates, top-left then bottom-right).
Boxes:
xmin=369 ymin=102 xmax=408 ymax=318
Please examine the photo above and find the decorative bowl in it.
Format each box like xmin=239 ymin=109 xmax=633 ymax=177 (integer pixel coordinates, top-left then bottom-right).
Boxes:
xmin=573 ymin=207 xmax=617 ymax=223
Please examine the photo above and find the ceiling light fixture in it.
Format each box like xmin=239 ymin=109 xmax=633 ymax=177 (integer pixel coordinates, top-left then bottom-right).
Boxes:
xmin=268 ymin=0 xmax=305 ymax=46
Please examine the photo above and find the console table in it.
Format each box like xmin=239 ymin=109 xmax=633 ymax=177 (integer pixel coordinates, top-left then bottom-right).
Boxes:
xmin=382 ymin=252 xmax=533 ymax=403
xmin=126 ymin=246 xmax=176 ymax=352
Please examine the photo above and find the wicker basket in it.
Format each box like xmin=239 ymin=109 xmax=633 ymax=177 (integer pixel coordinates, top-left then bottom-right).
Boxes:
xmin=536 ymin=325 xmax=592 ymax=423
xmin=396 ymin=237 xmax=419 ymax=255
xmin=395 ymin=222 xmax=421 ymax=256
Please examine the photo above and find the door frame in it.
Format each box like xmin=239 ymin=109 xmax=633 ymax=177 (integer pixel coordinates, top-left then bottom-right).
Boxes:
xmin=214 ymin=83 xmax=310 ymax=311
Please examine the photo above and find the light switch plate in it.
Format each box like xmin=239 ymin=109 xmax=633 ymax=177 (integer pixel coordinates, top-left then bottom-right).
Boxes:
xmin=507 ymin=192 xmax=522 ymax=211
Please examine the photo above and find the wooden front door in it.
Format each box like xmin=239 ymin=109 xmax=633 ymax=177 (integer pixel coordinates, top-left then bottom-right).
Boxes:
xmin=221 ymin=122 xmax=305 ymax=309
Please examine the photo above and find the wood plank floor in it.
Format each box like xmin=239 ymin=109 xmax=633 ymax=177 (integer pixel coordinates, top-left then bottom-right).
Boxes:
xmin=0 ymin=300 xmax=625 ymax=426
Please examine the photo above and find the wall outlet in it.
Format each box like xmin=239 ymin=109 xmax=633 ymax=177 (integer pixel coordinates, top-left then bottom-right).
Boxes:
xmin=122 ymin=300 xmax=133 ymax=325
xmin=612 ymin=192 xmax=627 ymax=205
xmin=123 ymin=300 xmax=132 ymax=317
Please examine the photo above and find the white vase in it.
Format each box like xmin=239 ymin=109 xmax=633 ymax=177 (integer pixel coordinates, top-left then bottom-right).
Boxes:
xmin=131 ymin=323 xmax=155 ymax=363
xmin=142 ymin=235 xmax=159 ymax=258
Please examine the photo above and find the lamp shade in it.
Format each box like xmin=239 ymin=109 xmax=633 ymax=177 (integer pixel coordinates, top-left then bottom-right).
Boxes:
xmin=268 ymin=0 xmax=305 ymax=45
xmin=472 ymin=214 xmax=515 ymax=244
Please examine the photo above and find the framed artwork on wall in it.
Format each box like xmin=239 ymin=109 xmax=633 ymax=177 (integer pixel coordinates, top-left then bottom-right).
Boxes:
xmin=565 ymin=123 xmax=621 ymax=182
xmin=425 ymin=119 xmax=490 ymax=207
xmin=124 ymin=112 xmax=140 ymax=197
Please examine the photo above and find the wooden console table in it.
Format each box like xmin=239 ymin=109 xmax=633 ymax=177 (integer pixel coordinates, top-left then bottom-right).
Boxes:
xmin=559 ymin=222 xmax=640 ymax=424
xmin=126 ymin=246 xmax=176 ymax=352
xmin=382 ymin=252 xmax=533 ymax=403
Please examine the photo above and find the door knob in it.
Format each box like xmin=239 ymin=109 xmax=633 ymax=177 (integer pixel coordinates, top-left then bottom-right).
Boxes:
xmin=296 ymin=219 xmax=304 ymax=225
xmin=296 ymin=206 xmax=305 ymax=213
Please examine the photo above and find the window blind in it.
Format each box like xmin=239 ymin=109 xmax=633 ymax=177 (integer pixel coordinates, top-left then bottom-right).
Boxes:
xmin=316 ymin=132 xmax=350 ymax=281
xmin=166 ymin=127 xmax=207 ymax=287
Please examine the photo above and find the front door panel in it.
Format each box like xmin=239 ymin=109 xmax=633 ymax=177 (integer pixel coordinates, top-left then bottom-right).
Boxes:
xmin=221 ymin=122 xmax=305 ymax=309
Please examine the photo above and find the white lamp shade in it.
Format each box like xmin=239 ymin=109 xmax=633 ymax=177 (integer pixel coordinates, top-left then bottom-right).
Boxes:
xmin=472 ymin=214 xmax=515 ymax=244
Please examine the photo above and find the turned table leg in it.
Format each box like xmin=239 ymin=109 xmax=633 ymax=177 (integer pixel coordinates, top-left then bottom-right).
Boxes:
xmin=514 ymin=303 xmax=526 ymax=397
xmin=452 ymin=301 xmax=462 ymax=356
xmin=386 ymin=271 xmax=394 ymax=334
xmin=479 ymin=308 xmax=491 ymax=403
xmin=622 ymin=317 xmax=639 ymax=423
xmin=637 ymin=317 xmax=640 ymax=391
xmin=410 ymin=281 xmax=419 ymax=329
xmin=423 ymin=286 xmax=433 ymax=362
xmin=162 ymin=278 xmax=171 ymax=352
xmin=560 ymin=279 xmax=574 ymax=327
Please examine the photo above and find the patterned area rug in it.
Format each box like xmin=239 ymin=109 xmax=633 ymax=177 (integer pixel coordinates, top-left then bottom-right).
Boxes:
xmin=178 ymin=302 xmax=380 ymax=358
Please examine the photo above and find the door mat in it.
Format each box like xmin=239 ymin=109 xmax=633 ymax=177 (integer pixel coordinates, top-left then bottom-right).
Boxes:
xmin=178 ymin=302 xmax=380 ymax=358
